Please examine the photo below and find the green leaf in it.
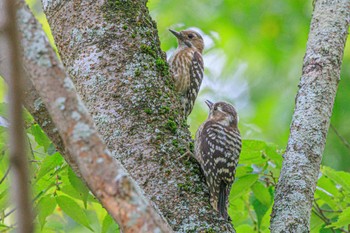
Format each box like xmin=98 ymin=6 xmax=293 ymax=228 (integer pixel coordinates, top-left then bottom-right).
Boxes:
xmin=23 ymin=108 xmax=34 ymax=126
xmin=322 ymin=166 xmax=350 ymax=193
xmin=260 ymin=204 xmax=273 ymax=232
xmin=37 ymin=195 xmax=56 ymax=228
xmin=265 ymin=143 xmax=283 ymax=169
xmin=251 ymin=181 xmax=271 ymax=207
xmin=251 ymin=196 xmax=269 ymax=230
xmin=240 ymin=140 xmax=267 ymax=165
xmin=314 ymin=190 xmax=339 ymax=212
xmin=47 ymin=143 xmax=57 ymax=155
xmin=235 ymin=224 xmax=255 ymax=233
xmin=229 ymin=195 xmax=249 ymax=226
xmin=235 ymin=165 xmax=253 ymax=178
xmin=328 ymin=207 xmax=350 ymax=229
xmin=310 ymin=211 xmax=326 ymax=232
xmin=0 ymin=224 xmax=10 ymax=230
xmin=31 ymin=124 xmax=51 ymax=151
xmin=101 ymin=214 xmax=113 ymax=233
xmin=56 ymin=195 xmax=93 ymax=231
xmin=0 ymin=189 xmax=8 ymax=212
xmin=68 ymin=167 xmax=89 ymax=208
xmin=317 ymin=175 xmax=339 ymax=197
xmin=36 ymin=152 xmax=63 ymax=180
xmin=0 ymin=126 xmax=7 ymax=148
xmin=230 ymin=174 xmax=258 ymax=200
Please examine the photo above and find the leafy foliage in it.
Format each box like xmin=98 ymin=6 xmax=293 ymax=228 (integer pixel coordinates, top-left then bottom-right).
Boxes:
xmin=2 ymin=112 xmax=349 ymax=232
xmin=0 ymin=104 xmax=119 ymax=232
xmin=230 ymin=140 xmax=350 ymax=233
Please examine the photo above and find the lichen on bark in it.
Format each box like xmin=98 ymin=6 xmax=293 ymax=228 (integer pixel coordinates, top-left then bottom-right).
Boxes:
xmin=41 ymin=0 xmax=234 ymax=231
xmin=270 ymin=0 xmax=350 ymax=232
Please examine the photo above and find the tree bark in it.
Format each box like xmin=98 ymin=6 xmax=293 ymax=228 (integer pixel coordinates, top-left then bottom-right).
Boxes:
xmin=0 ymin=1 xmax=33 ymax=232
xmin=0 ymin=0 xmax=234 ymax=232
xmin=41 ymin=0 xmax=233 ymax=232
xmin=2 ymin=1 xmax=173 ymax=232
xmin=0 ymin=3 xmax=79 ymax=176
xmin=42 ymin=1 xmax=233 ymax=231
xmin=270 ymin=0 xmax=350 ymax=232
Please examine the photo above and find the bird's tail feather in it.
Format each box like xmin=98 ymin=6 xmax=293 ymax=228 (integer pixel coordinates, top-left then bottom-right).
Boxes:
xmin=218 ymin=181 xmax=228 ymax=220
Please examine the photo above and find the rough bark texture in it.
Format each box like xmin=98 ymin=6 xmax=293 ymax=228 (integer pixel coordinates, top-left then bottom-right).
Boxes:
xmin=270 ymin=1 xmax=350 ymax=232
xmin=7 ymin=2 xmax=173 ymax=232
xmin=0 ymin=3 xmax=79 ymax=176
xmin=42 ymin=0 xmax=233 ymax=232
xmin=0 ymin=1 xmax=33 ymax=232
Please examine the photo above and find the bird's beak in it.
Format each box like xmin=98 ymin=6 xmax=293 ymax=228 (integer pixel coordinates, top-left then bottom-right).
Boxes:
xmin=169 ymin=29 xmax=183 ymax=40
xmin=205 ymin=100 xmax=213 ymax=109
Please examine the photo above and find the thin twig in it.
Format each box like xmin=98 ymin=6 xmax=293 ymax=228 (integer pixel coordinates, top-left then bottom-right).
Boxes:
xmin=330 ymin=123 xmax=350 ymax=150
xmin=313 ymin=201 xmax=349 ymax=233
xmin=318 ymin=208 xmax=342 ymax=213
xmin=0 ymin=165 xmax=10 ymax=184
xmin=26 ymin=134 xmax=35 ymax=159
xmin=0 ymin=184 xmax=54 ymax=221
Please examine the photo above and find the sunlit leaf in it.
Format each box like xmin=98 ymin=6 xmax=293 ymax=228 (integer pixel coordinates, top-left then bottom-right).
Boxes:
xmin=240 ymin=140 xmax=267 ymax=165
xmin=56 ymin=195 xmax=93 ymax=231
xmin=251 ymin=181 xmax=271 ymax=207
xmin=317 ymin=175 xmax=339 ymax=197
xmin=37 ymin=195 xmax=56 ymax=228
xmin=235 ymin=224 xmax=255 ymax=233
xmin=36 ymin=152 xmax=63 ymax=180
xmin=68 ymin=167 xmax=89 ymax=208
xmin=31 ymin=124 xmax=51 ymax=151
xmin=230 ymin=174 xmax=258 ymax=200
xmin=0 ymin=189 xmax=8 ymax=211
xmin=328 ymin=207 xmax=350 ymax=229
xmin=310 ymin=211 xmax=326 ymax=233
xmin=102 ymin=214 xmax=113 ymax=233
xmin=235 ymin=165 xmax=254 ymax=178
xmin=322 ymin=167 xmax=350 ymax=193
xmin=47 ymin=143 xmax=57 ymax=155
xmin=251 ymin=196 xmax=268 ymax=230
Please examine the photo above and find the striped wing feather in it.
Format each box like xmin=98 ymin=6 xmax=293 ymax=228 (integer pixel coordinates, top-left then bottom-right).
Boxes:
xmin=185 ymin=51 xmax=203 ymax=116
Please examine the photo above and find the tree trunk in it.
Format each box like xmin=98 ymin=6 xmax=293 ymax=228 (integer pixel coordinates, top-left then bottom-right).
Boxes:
xmin=270 ymin=0 xmax=350 ymax=232
xmin=1 ymin=1 xmax=173 ymax=232
xmin=2 ymin=0 xmax=233 ymax=231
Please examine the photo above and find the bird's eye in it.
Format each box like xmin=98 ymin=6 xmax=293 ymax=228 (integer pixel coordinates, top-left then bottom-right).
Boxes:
xmin=213 ymin=106 xmax=217 ymax=111
xmin=188 ymin=34 xmax=194 ymax=39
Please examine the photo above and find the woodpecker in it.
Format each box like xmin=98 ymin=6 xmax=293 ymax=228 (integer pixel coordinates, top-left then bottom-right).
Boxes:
xmin=168 ymin=29 xmax=204 ymax=117
xmin=195 ymin=100 xmax=241 ymax=220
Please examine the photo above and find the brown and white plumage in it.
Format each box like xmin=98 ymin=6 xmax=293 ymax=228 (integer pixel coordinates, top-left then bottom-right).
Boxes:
xmin=168 ymin=29 xmax=204 ymax=117
xmin=195 ymin=100 xmax=241 ymax=219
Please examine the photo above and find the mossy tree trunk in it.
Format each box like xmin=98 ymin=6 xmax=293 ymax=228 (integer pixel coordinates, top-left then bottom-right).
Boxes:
xmin=35 ymin=0 xmax=233 ymax=232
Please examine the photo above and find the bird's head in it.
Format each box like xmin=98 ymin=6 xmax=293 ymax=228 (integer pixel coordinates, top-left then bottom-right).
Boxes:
xmin=205 ymin=100 xmax=239 ymax=128
xmin=169 ymin=29 xmax=204 ymax=53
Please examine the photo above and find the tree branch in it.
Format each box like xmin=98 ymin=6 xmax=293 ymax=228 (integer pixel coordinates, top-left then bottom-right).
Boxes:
xmin=0 ymin=0 xmax=33 ymax=232
xmin=41 ymin=0 xmax=233 ymax=231
xmin=0 ymin=5 xmax=78 ymax=176
xmin=270 ymin=0 xmax=350 ymax=232
xmin=2 ymin=1 xmax=173 ymax=232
